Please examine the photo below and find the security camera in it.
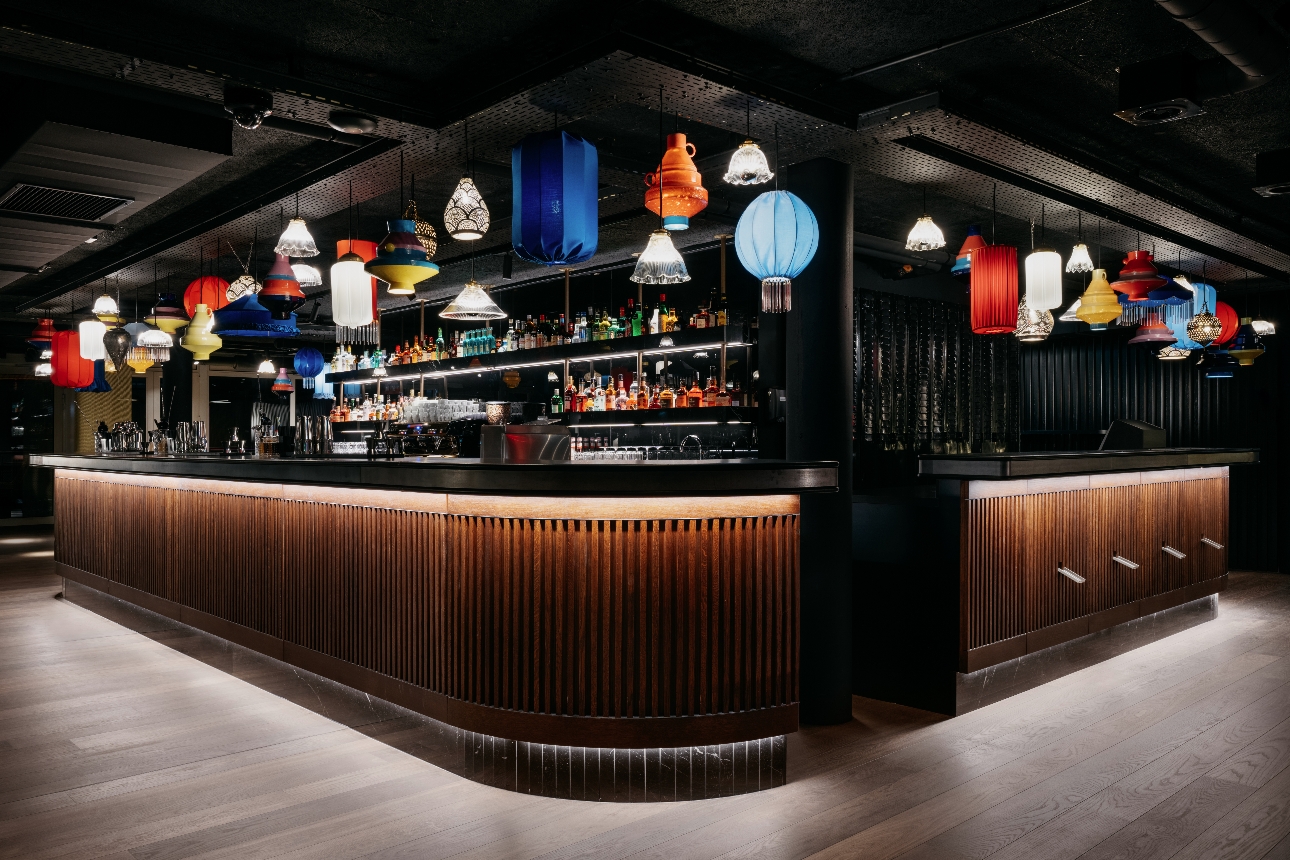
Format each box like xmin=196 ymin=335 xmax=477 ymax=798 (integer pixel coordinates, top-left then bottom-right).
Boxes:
xmin=327 ymin=110 xmax=377 ymax=134
xmin=224 ymin=85 xmax=274 ymax=130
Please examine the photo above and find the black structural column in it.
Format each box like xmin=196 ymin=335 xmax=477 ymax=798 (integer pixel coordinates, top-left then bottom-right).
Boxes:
xmin=786 ymin=158 xmax=854 ymax=725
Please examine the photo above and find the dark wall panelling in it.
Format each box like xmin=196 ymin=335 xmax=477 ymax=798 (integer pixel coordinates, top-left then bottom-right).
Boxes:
xmin=854 ymin=289 xmax=1019 ymax=487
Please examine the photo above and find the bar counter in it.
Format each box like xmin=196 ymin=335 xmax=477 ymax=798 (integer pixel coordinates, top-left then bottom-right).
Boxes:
xmin=34 ymin=453 xmax=837 ymax=801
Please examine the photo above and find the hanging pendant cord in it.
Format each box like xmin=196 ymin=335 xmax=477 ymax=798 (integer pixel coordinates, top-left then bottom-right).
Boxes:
xmin=658 ymin=85 xmax=665 ymax=231
xmin=991 ymin=184 xmax=997 ymax=245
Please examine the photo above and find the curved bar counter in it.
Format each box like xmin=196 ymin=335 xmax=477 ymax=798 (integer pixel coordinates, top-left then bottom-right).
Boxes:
xmin=34 ymin=454 xmax=837 ymax=801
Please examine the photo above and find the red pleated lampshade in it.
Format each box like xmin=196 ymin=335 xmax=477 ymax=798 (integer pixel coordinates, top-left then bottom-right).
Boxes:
xmin=50 ymin=330 xmax=95 ymax=389
xmin=970 ymin=245 xmax=1018 ymax=335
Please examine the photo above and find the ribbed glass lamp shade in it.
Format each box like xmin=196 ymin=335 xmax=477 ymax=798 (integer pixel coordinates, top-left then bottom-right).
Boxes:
xmin=1157 ymin=345 xmax=1192 ymax=360
xmin=630 ymin=230 xmax=691 ymax=286
xmin=78 ymin=321 xmax=107 ymax=360
xmin=734 ymin=190 xmax=818 ymax=313
xmin=1075 ymin=269 xmax=1122 ymax=326
xmin=330 ymin=255 xmax=373 ymax=328
xmin=969 ymin=244 xmax=1018 ymax=334
xmin=905 ymin=215 xmax=946 ymax=251
xmin=444 ymin=177 xmax=490 ymax=240
xmin=258 ymin=359 xmax=275 ymax=375
xmin=227 ymin=274 xmax=261 ymax=300
xmin=92 ymin=293 xmax=119 ymax=318
xmin=440 ymin=280 xmax=507 ymax=321
xmin=271 ymin=368 xmax=293 ymax=392
xmin=275 ymin=217 xmax=319 ymax=257
xmin=1059 ymin=298 xmax=1082 ymax=322
xmin=40 ymin=348 xmax=51 ymax=360
xmin=135 ymin=326 xmax=173 ymax=355
xmin=1014 ymin=297 xmax=1054 ymax=342
xmin=723 ymin=140 xmax=774 ymax=186
xmin=1252 ymin=318 xmax=1276 ymax=336
xmin=291 ymin=264 xmax=323 ymax=288
xmin=1065 ymin=243 xmax=1094 ymax=274
xmin=1025 ymin=248 xmax=1063 ymax=310
xmin=34 ymin=362 xmax=52 ymax=377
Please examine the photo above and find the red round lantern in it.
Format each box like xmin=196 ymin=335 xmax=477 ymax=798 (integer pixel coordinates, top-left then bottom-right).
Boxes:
xmin=338 ymin=239 xmax=380 ymax=318
xmin=50 ymin=330 xmax=95 ymax=389
xmin=970 ymin=245 xmax=1019 ymax=334
xmin=1214 ymin=300 xmax=1239 ymax=345
xmin=183 ymin=276 xmax=231 ymax=319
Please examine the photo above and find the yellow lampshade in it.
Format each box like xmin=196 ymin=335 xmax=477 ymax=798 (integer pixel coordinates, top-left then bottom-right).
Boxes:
xmin=1075 ymin=268 xmax=1121 ymax=326
xmin=367 ymin=261 xmax=439 ymax=295
xmin=127 ymin=357 xmax=154 ymax=373
xmin=179 ymin=304 xmax=222 ymax=360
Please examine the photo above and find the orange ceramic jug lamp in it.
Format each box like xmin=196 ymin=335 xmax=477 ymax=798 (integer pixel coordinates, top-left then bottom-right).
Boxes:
xmin=645 ymin=133 xmax=709 ymax=231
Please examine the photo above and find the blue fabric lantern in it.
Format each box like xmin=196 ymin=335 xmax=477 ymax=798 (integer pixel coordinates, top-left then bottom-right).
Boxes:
xmin=294 ymin=347 xmax=324 ymax=390
xmin=734 ymin=190 xmax=819 ymax=313
xmin=511 ymin=130 xmax=598 ymax=266
xmin=312 ymin=365 xmax=333 ymax=400
xmin=211 ymin=293 xmax=300 ymax=338
xmin=78 ymin=359 xmax=111 ymax=393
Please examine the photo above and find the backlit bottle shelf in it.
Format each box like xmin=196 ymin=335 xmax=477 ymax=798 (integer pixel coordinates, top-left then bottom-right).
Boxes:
xmin=324 ymin=325 xmax=750 ymax=385
xmin=562 ymin=406 xmax=754 ymax=427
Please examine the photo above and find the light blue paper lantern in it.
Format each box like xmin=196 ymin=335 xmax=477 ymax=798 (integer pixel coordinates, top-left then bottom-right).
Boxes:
xmin=734 ymin=190 xmax=819 ymax=313
xmin=511 ymin=130 xmax=598 ymax=266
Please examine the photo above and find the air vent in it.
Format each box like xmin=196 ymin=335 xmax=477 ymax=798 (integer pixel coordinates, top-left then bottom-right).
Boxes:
xmin=0 ymin=183 xmax=132 ymax=221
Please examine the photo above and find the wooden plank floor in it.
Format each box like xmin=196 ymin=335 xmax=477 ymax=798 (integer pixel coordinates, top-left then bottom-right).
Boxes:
xmin=3 ymin=528 xmax=1289 ymax=860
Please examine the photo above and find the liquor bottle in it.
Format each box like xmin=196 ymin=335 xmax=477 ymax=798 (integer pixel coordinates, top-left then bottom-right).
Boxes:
xmin=704 ymin=370 xmax=718 ymax=407
xmin=628 ymin=373 xmax=640 ymax=409
xmin=669 ymin=304 xmax=681 ymax=332
xmin=648 ymin=382 xmax=661 ymax=409
xmin=550 ymin=388 xmax=563 ymax=415
xmin=593 ymin=376 xmax=607 ymax=411
xmin=655 ymin=295 xmax=667 ymax=335
xmin=687 ymin=376 xmax=703 ymax=408
xmin=716 ymin=380 xmax=732 ymax=407
xmin=659 ymin=376 xmax=675 ymax=408
xmin=627 ymin=299 xmax=641 ymax=337
xmin=581 ymin=378 xmax=594 ymax=411
xmin=636 ymin=372 xmax=649 ymax=410
xmin=565 ymin=376 xmax=577 ymax=413
xmin=557 ymin=314 xmax=568 ymax=345
xmin=731 ymin=380 xmax=743 ymax=407
xmin=614 ymin=374 xmax=629 ymax=411
xmin=435 ymin=328 xmax=445 ymax=359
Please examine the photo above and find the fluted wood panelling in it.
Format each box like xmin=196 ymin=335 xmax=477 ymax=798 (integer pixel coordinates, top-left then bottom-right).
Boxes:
xmin=53 ymin=474 xmax=798 ymax=729
xmin=962 ymin=476 xmax=1227 ymax=655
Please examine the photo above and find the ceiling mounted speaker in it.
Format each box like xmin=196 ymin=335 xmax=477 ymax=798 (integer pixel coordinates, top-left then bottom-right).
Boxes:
xmin=328 ymin=111 xmax=377 ymax=134
xmin=1114 ymin=53 xmax=1205 ymax=126
xmin=1253 ymin=148 xmax=1290 ymax=197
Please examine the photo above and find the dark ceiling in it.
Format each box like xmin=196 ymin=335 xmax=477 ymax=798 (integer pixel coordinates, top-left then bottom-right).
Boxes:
xmin=0 ymin=0 xmax=1286 ymax=329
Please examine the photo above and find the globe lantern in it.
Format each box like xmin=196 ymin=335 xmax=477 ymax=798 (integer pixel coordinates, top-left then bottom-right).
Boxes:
xmin=183 ymin=275 xmax=231 ymax=319
xmin=970 ymin=245 xmax=1019 ymax=334
xmin=645 ymin=133 xmax=708 ymax=231
xmin=511 ymin=129 xmax=599 ymax=266
xmin=1214 ymin=300 xmax=1239 ymax=345
xmin=293 ymin=347 xmax=324 ymax=389
xmin=734 ymin=190 xmax=819 ymax=313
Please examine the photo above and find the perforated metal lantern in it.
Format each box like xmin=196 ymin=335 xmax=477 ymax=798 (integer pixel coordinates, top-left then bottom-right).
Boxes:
xmin=103 ymin=326 xmax=132 ymax=371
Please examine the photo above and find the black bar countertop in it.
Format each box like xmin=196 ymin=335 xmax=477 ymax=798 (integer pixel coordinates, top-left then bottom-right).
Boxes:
xmin=31 ymin=454 xmax=838 ymax=497
xmin=918 ymin=447 xmax=1258 ymax=479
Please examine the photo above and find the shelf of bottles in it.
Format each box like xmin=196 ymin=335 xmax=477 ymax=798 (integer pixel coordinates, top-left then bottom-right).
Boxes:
xmin=563 ymin=406 xmax=754 ymax=427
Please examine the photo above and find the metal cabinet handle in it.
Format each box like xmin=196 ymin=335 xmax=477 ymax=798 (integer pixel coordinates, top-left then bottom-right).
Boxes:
xmin=1201 ymin=537 xmax=1224 ymax=549
xmin=1113 ymin=555 xmax=1139 ymax=569
xmin=1058 ymin=566 xmax=1086 ymax=584
xmin=1162 ymin=545 xmax=1186 ymax=559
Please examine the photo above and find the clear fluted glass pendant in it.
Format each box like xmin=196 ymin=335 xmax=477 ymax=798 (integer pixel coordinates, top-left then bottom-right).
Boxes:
xmin=1014 ymin=297 xmax=1054 ymax=342
xmin=1066 ymin=243 xmax=1094 ymax=273
xmin=330 ymin=255 xmax=373 ymax=328
xmin=291 ymin=264 xmax=323 ymax=288
xmin=440 ymin=280 xmax=507 ymax=321
xmin=1059 ymin=298 xmax=1082 ymax=322
xmin=1252 ymin=318 xmax=1276 ymax=336
xmin=723 ymin=140 xmax=774 ymax=185
xmin=258 ymin=358 xmax=275 ymax=374
xmin=275 ymin=217 xmax=319 ymax=257
xmin=133 ymin=324 xmax=172 ymax=363
xmin=444 ymin=177 xmax=490 ymax=240
xmin=92 ymin=293 xmax=119 ymax=317
xmin=905 ymin=215 xmax=946 ymax=251
xmin=34 ymin=362 xmax=52 ymax=377
xmin=630 ymin=230 xmax=690 ymax=285
xmin=78 ymin=320 xmax=107 ymax=360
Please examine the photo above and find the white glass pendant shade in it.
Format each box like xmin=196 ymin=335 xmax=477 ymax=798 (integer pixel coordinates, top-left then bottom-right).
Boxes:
xmin=275 ymin=217 xmax=319 ymax=257
xmin=34 ymin=362 xmax=52 ymax=377
xmin=1252 ymin=319 xmax=1276 ymax=336
xmin=92 ymin=294 xmax=119 ymax=317
xmin=78 ymin=320 xmax=107 ymax=360
xmin=330 ymin=255 xmax=373 ymax=328
xmin=440 ymin=280 xmax=506 ymax=321
xmin=291 ymin=264 xmax=323 ymax=288
xmin=40 ymin=348 xmax=52 ymax=360
xmin=1066 ymin=243 xmax=1094 ymax=273
xmin=136 ymin=327 xmax=172 ymax=349
xmin=905 ymin=215 xmax=946 ymax=252
xmin=257 ymin=359 xmax=275 ymax=375
xmin=722 ymin=140 xmax=774 ymax=186
xmin=630 ymin=230 xmax=690 ymax=284
xmin=1025 ymin=248 xmax=1064 ymax=310
xmin=444 ymin=177 xmax=490 ymax=240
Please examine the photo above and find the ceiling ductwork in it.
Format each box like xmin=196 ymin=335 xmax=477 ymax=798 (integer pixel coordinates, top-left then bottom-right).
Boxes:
xmin=1115 ymin=0 xmax=1287 ymax=125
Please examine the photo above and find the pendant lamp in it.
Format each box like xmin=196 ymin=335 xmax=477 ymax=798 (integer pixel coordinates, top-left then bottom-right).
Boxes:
xmin=905 ymin=187 xmax=946 ymax=251
xmin=34 ymin=363 xmax=52 ymax=378
xmin=92 ymin=292 xmax=119 ymax=320
xmin=1059 ymin=299 xmax=1082 ymax=322
xmin=211 ymin=293 xmax=300 ymax=338
xmin=1128 ymin=310 xmax=1177 ymax=347
xmin=1075 ymin=269 xmax=1121 ymax=327
xmin=970 ymin=245 xmax=1019 ymax=334
xmin=1214 ymin=301 xmax=1239 ymax=344
xmin=103 ymin=326 xmax=132 ymax=372
xmin=511 ymin=129 xmax=599 ymax=265
xmin=1252 ymin=318 xmax=1276 ymax=336
xmin=1203 ymin=349 xmax=1239 ymax=379
xmin=312 ymin=364 xmax=333 ymax=400
xmin=28 ymin=318 xmax=55 ymax=350
xmin=180 ymin=304 xmax=222 ymax=360
xmin=1146 ymin=276 xmax=1192 ymax=307
xmin=275 ymin=196 xmax=319 ymax=257
xmin=1014 ymin=296 xmax=1053 ymax=342
xmin=1066 ymin=213 xmax=1093 ymax=273
xmin=950 ymin=225 xmax=985 ymax=280
xmin=291 ymin=264 xmax=323 ymax=288
xmin=733 ymin=189 xmax=819 ymax=313
xmin=724 ymin=101 xmax=774 ymax=186
xmin=1024 ymin=212 xmax=1062 ymax=310
xmin=258 ymin=358 xmax=275 ymax=375
xmin=78 ymin=320 xmax=107 ymax=360
xmin=227 ymin=274 xmax=260 ymax=300
xmin=444 ymin=176 xmax=490 ymax=240
xmin=368 ymin=220 xmax=440 ymax=295
xmin=1227 ymin=318 xmax=1265 ymax=365
xmin=183 ymin=275 xmax=230 ymax=319
xmin=50 ymin=330 xmax=95 ymax=389
xmin=630 ymin=230 xmax=691 ymax=286
xmin=441 ymin=280 xmax=507 ymax=321
xmin=404 ymin=199 xmax=438 ymax=256
xmin=1187 ymin=295 xmax=1223 ymax=345
xmin=645 ymin=133 xmax=709 ymax=231
xmin=294 ymin=347 xmax=324 ymax=389
xmin=259 ymin=253 xmax=306 ymax=319
xmin=331 ymin=252 xmax=373 ymax=327
xmin=146 ymin=293 xmax=189 ymax=333
xmin=271 ymin=367 xmax=293 ymax=392
xmin=1157 ymin=345 xmax=1192 ymax=360
xmin=1111 ymin=250 xmax=1168 ymax=301
xmin=135 ymin=326 xmax=173 ymax=362
xmin=80 ymin=360 xmax=111 ymax=393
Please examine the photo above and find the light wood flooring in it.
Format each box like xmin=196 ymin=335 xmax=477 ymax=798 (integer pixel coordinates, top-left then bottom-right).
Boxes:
xmin=3 ymin=528 xmax=1289 ymax=860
